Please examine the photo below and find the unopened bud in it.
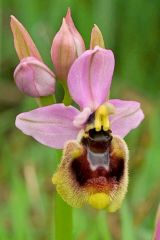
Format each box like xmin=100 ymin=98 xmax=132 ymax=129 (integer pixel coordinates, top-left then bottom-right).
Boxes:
xmin=14 ymin=57 xmax=56 ymax=97
xmin=90 ymin=24 xmax=105 ymax=49
xmin=10 ymin=16 xmax=42 ymax=61
xmin=51 ymin=8 xmax=85 ymax=81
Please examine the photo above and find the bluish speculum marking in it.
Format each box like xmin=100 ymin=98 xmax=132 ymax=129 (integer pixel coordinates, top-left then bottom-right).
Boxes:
xmin=86 ymin=129 xmax=112 ymax=170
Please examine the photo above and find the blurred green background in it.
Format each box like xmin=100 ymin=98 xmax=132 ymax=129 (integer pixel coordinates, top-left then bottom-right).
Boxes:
xmin=1 ymin=0 xmax=160 ymax=239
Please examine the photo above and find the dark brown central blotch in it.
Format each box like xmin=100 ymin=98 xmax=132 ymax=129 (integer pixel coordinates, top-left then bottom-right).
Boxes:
xmin=71 ymin=129 xmax=124 ymax=187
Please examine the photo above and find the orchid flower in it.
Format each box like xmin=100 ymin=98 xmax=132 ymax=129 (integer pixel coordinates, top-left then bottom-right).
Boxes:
xmin=15 ymin=46 xmax=144 ymax=210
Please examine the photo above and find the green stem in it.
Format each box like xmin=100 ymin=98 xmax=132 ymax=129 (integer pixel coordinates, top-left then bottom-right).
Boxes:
xmin=53 ymin=82 xmax=73 ymax=240
xmin=55 ymin=193 xmax=73 ymax=240
xmin=36 ymin=95 xmax=56 ymax=107
xmin=53 ymin=109 xmax=73 ymax=240
xmin=53 ymin=81 xmax=74 ymax=240
xmin=62 ymin=82 xmax=72 ymax=106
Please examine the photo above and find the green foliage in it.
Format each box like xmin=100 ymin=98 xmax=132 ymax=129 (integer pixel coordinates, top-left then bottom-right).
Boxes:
xmin=0 ymin=0 xmax=160 ymax=239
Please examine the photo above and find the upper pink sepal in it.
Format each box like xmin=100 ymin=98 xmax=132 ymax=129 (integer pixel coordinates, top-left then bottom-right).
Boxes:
xmin=109 ymin=99 xmax=144 ymax=137
xmin=15 ymin=104 xmax=80 ymax=149
xmin=68 ymin=47 xmax=115 ymax=111
xmin=10 ymin=16 xmax=42 ymax=61
xmin=14 ymin=57 xmax=56 ymax=97
xmin=51 ymin=8 xmax=85 ymax=81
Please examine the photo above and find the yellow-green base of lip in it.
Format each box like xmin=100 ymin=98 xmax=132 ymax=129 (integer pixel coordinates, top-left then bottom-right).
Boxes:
xmin=87 ymin=193 xmax=110 ymax=209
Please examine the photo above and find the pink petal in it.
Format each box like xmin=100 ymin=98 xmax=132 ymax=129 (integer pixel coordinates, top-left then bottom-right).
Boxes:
xmin=109 ymin=99 xmax=144 ymax=137
xmin=68 ymin=47 xmax=115 ymax=111
xmin=16 ymin=104 xmax=80 ymax=149
xmin=155 ymin=221 xmax=160 ymax=240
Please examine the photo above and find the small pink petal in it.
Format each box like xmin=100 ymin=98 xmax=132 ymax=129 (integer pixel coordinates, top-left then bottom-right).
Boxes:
xmin=16 ymin=104 xmax=80 ymax=149
xmin=109 ymin=99 xmax=144 ymax=137
xmin=14 ymin=57 xmax=56 ymax=97
xmin=73 ymin=107 xmax=92 ymax=128
xmin=68 ymin=47 xmax=115 ymax=111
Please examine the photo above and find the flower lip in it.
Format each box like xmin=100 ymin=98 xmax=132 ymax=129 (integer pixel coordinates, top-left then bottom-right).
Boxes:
xmin=71 ymin=130 xmax=125 ymax=187
xmin=53 ymin=136 xmax=128 ymax=210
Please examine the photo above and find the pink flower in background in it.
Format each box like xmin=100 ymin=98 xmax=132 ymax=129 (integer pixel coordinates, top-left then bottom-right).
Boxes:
xmin=15 ymin=47 xmax=144 ymax=210
xmin=153 ymin=205 xmax=160 ymax=240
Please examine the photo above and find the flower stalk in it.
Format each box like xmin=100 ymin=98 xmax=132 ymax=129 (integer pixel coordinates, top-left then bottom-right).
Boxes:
xmin=53 ymin=87 xmax=73 ymax=240
xmin=62 ymin=82 xmax=72 ymax=106
xmin=36 ymin=95 xmax=56 ymax=107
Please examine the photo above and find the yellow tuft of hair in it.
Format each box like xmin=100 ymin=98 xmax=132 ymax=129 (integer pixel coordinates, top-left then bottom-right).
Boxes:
xmin=71 ymin=148 xmax=83 ymax=159
xmin=88 ymin=193 xmax=110 ymax=209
